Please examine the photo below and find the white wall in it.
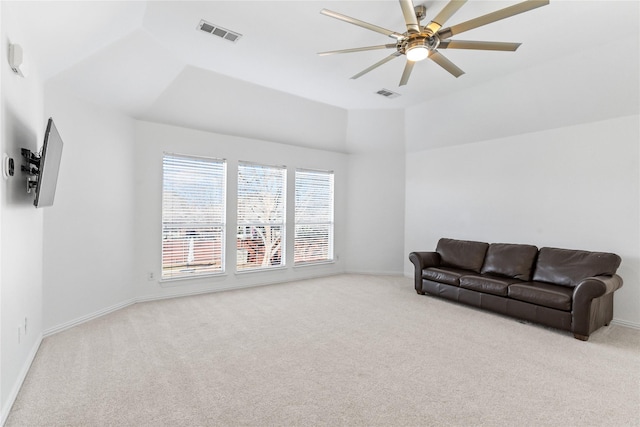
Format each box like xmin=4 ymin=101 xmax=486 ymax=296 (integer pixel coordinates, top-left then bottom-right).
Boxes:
xmin=345 ymin=110 xmax=406 ymax=274
xmin=141 ymin=66 xmax=350 ymax=154
xmin=133 ymin=121 xmax=349 ymax=301
xmin=42 ymin=85 xmax=136 ymax=334
xmin=404 ymin=34 xmax=639 ymax=152
xmin=0 ymin=4 xmax=45 ymax=421
xmin=404 ymin=115 xmax=640 ymax=327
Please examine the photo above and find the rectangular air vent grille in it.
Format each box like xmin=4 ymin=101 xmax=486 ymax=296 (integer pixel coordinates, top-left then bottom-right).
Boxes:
xmin=376 ymin=89 xmax=400 ymax=99
xmin=197 ymin=19 xmax=242 ymax=43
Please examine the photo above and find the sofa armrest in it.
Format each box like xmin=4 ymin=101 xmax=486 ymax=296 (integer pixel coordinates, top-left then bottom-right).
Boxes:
xmin=572 ymin=274 xmax=623 ymax=339
xmin=409 ymin=252 xmax=440 ymax=294
xmin=573 ymin=274 xmax=623 ymax=302
xmin=409 ymin=251 xmax=440 ymax=270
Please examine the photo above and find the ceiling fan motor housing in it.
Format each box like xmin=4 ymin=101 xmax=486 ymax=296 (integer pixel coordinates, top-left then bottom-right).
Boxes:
xmin=400 ymin=33 xmax=440 ymax=56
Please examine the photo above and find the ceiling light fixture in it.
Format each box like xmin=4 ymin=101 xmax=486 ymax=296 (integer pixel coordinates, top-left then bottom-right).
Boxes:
xmin=405 ymin=39 xmax=429 ymax=62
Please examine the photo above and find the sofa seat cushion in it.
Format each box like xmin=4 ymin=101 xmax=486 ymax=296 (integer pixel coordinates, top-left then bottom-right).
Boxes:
xmin=422 ymin=267 xmax=469 ymax=286
xmin=481 ymin=243 xmax=539 ymax=280
xmin=508 ymin=282 xmax=574 ymax=311
xmin=460 ymin=275 xmax=521 ymax=297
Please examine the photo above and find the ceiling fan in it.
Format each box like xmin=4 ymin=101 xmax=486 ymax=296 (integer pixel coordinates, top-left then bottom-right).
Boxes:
xmin=318 ymin=0 xmax=549 ymax=86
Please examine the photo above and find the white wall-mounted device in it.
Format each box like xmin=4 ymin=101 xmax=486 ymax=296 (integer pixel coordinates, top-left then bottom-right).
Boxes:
xmin=9 ymin=44 xmax=25 ymax=77
xmin=3 ymin=154 xmax=15 ymax=179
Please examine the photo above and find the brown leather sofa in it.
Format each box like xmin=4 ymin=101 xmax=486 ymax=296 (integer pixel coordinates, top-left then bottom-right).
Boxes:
xmin=409 ymin=238 xmax=623 ymax=340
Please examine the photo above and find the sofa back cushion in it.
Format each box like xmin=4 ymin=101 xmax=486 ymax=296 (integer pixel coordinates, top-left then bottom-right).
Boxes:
xmin=481 ymin=243 xmax=539 ymax=280
xmin=532 ymin=247 xmax=621 ymax=287
xmin=436 ymin=238 xmax=489 ymax=273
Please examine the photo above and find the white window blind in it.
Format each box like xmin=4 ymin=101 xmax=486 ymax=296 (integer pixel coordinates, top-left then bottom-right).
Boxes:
xmin=295 ymin=169 xmax=334 ymax=264
xmin=237 ymin=162 xmax=286 ymax=271
xmin=162 ymin=154 xmax=226 ymax=280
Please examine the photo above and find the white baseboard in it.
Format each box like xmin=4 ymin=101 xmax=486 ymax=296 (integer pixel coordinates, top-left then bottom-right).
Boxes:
xmin=43 ymin=298 xmax=136 ymax=338
xmin=46 ymin=272 xmax=347 ymax=333
xmin=344 ymin=270 xmax=404 ymax=276
xmin=1 ymin=335 xmax=42 ymax=426
xmin=611 ymin=318 xmax=640 ymax=330
xmin=135 ymin=281 xmax=269 ymax=304
xmin=136 ymin=271 xmax=344 ymax=304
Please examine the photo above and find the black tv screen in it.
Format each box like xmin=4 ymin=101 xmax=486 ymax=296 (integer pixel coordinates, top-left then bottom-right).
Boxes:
xmin=34 ymin=118 xmax=64 ymax=208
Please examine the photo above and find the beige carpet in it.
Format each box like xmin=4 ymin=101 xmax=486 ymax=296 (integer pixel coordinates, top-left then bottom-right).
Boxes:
xmin=6 ymin=274 xmax=640 ymax=426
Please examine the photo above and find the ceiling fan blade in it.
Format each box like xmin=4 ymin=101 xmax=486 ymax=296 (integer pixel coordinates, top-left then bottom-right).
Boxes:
xmin=320 ymin=9 xmax=404 ymax=40
xmin=399 ymin=60 xmax=416 ymax=86
xmin=425 ymin=0 xmax=467 ymax=35
xmin=437 ymin=0 xmax=549 ymax=39
xmin=438 ymin=40 xmax=521 ymax=51
xmin=351 ymin=52 xmax=403 ymax=80
xmin=318 ymin=44 xmax=397 ymax=56
xmin=428 ymin=50 xmax=465 ymax=78
xmin=399 ymin=0 xmax=420 ymax=33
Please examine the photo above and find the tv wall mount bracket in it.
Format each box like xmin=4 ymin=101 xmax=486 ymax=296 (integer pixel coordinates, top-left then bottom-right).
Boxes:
xmin=21 ymin=148 xmax=40 ymax=193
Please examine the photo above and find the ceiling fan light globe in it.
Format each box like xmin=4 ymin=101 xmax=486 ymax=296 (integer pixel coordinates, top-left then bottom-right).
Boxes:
xmin=406 ymin=46 xmax=429 ymax=62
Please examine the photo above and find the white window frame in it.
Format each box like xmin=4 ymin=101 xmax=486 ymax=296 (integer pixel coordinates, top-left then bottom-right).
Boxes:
xmin=294 ymin=168 xmax=334 ymax=265
xmin=161 ymin=153 xmax=226 ymax=280
xmin=236 ymin=162 xmax=287 ymax=272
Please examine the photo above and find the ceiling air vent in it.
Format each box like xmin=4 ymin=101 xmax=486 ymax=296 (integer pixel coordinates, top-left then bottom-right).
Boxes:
xmin=197 ymin=19 xmax=242 ymax=43
xmin=376 ymin=89 xmax=400 ymax=99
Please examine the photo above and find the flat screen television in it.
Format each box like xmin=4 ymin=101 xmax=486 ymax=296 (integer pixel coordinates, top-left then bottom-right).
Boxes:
xmin=33 ymin=118 xmax=64 ymax=208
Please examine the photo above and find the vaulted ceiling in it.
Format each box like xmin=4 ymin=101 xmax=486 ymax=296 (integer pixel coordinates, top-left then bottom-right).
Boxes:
xmin=6 ymin=1 xmax=639 ymax=151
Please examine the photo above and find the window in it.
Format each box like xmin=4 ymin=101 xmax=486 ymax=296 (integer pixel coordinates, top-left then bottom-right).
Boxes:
xmin=161 ymin=154 xmax=226 ymax=280
xmin=295 ymin=169 xmax=334 ymax=264
xmin=237 ymin=162 xmax=286 ymax=271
